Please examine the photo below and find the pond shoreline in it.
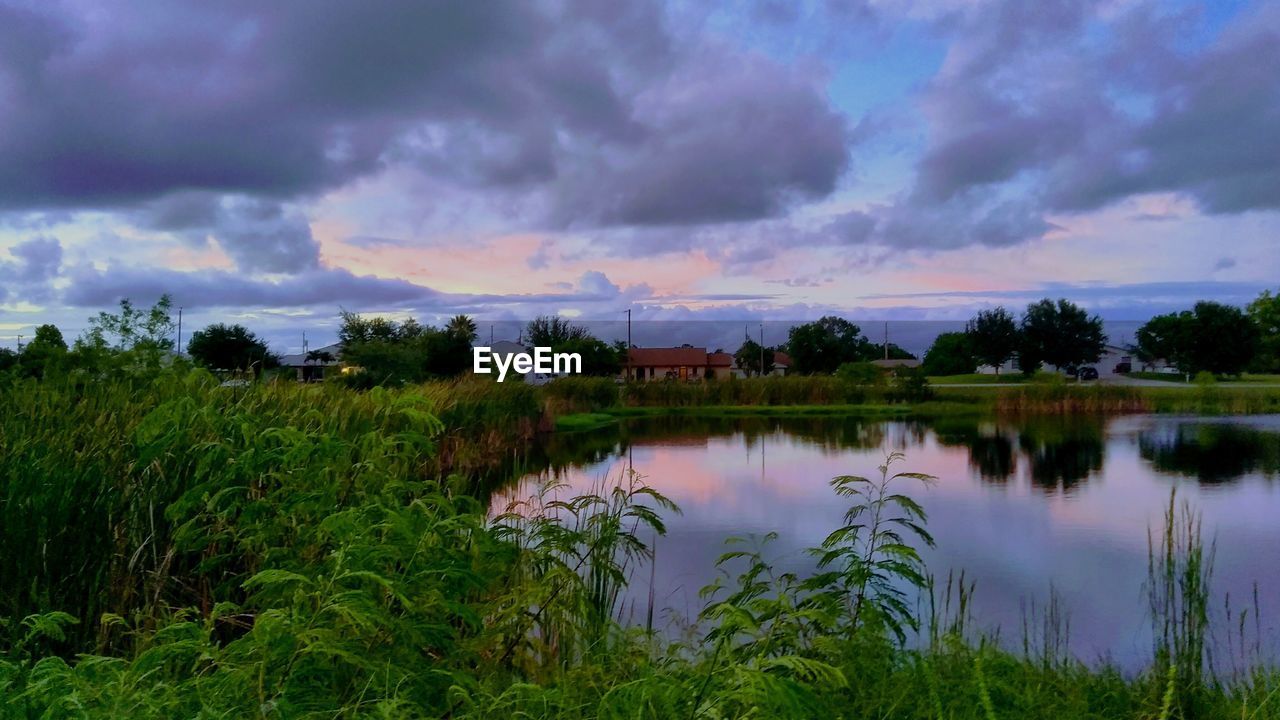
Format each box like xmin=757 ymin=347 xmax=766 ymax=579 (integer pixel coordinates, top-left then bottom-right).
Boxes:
xmin=551 ymin=384 xmax=1280 ymax=432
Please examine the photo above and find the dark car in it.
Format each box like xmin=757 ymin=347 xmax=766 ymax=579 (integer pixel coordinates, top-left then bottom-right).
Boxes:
xmin=1079 ymin=366 xmax=1099 ymax=381
xmin=1064 ymin=365 xmax=1080 ymax=377
xmin=1114 ymin=361 xmax=1132 ymax=374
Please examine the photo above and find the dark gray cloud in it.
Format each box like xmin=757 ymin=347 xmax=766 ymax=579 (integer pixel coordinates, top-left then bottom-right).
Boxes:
xmin=59 ymin=264 xmax=653 ymax=314
xmin=0 ymin=236 xmax=62 ymax=302
xmin=548 ymin=50 xmax=849 ymax=227
xmin=901 ymin=0 xmax=1280 ymax=246
xmin=0 ymin=0 xmax=850 ymax=233
xmin=136 ymin=193 xmax=320 ymax=273
xmin=63 ymin=264 xmax=439 ymax=310
xmin=863 ymin=280 xmax=1272 ymax=306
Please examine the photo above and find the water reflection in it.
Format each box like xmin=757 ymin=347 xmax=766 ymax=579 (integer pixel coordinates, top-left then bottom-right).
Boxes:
xmin=499 ymin=414 xmax=1280 ymax=668
xmin=970 ymin=432 xmax=1017 ymax=482
xmin=501 ymin=414 xmax=1280 ymax=496
xmin=1018 ymin=420 xmax=1105 ymax=493
xmin=1138 ymin=420 xmax=1280 ymax=484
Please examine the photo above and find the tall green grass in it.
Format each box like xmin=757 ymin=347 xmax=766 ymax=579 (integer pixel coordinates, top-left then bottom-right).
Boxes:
xmin=3 ymin=371 xmax=1279 ymax=718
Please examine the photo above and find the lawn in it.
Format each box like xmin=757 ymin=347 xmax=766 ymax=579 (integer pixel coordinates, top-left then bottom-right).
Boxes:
xmin=927 ymin=373 xmax=1028 ymax=384
xmin=1128 ymin=371 xmax=1280 ymax=384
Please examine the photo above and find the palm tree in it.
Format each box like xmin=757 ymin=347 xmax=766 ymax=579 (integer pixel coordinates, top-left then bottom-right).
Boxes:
xmin=446 ymin=314 xmax=478 ymax=342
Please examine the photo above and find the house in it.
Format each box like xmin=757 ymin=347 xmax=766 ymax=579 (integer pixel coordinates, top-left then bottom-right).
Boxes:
xmin=1097 ymin=344 xmax=1134 ymax=377
xmin=278 ymin=342 xmax=343 ymax=382
xmin=626 ymin=345 xmax=711 ymax=381
xmin=707 ymin=351 xmax=735 ymax=380
xmin=624 ymin=346 xmax=791 ymax=381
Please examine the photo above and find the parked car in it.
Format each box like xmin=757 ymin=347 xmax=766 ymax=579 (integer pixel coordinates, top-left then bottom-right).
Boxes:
xmin=1114 ymin=361 xmax=1132 ymax=374
xmin=1064 ymin=365 xmax=1080 ymax=378
xmin=1079 ymin=367 xmax=1099 ymax=381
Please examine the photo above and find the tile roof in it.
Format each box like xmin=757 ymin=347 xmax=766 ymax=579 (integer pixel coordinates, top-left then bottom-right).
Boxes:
xmin=707 ymin=351 xmax=734 ymax=367
xmin=628 ymin=346 xmax=709 ymax=366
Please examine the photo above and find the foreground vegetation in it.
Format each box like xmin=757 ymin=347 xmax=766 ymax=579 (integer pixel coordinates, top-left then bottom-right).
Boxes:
xmin=2 ymin=371 xmax=1279 ymax=718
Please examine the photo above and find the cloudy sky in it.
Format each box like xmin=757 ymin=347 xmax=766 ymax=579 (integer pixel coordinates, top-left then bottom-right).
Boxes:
xmin=1 ymin=0 xmax=1277 ymax=352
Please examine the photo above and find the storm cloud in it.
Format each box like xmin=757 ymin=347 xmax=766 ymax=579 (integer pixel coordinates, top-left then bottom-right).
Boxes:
xmin=0 ymin=0 xmax=849 ymax=232
xmin=901 ymin=0 xmax=1280 ymax=245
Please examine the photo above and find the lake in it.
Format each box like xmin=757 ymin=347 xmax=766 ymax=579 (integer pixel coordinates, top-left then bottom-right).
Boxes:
xmin=500 ymin=414 xmax=1280 ymax=669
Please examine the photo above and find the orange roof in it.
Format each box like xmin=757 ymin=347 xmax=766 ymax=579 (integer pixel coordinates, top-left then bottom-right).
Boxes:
xmin=773 ymin=350 xmax=792 ymax=367
xmin=707 ymin=351 xmax=734 ymax=367
xmin=628 ymin=346 xmax=709 ymax=366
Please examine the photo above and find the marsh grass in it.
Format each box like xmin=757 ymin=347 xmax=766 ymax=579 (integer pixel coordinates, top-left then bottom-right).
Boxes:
xmin=3 ymin=372 xmax=1280 ymax=718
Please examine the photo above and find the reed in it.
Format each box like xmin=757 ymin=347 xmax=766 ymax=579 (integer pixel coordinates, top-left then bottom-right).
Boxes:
xmin=3 ymin=371 xmax=1280 ymax=718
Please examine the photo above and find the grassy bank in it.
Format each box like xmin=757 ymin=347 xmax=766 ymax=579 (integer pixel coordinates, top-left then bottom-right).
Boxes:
xmin=543 ymin=376 xmax=1280 ymax=426
xmin=927 ymin=373 xmax=1029 ymax=384
xmin=1129 ymin=372 xmax=1280 ymax=384
xmin=3 ymin=372 xmax=1280 ymax=718
xmin=935 ymin=383 xmax=1280 ymax=414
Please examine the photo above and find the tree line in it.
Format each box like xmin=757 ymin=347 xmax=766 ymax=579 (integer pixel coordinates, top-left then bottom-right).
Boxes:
xmin=0 ymin=299 xmax=633 ymax=388
xmin=918 ymin=289 xmax=1280 ymax=377
xmin=8 ymin=289 xmax=1276 ymax=383
xmin=920 ymin=299 xmax=1108 ymax=377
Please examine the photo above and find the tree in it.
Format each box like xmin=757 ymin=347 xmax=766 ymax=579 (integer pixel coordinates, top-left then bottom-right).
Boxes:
xmin=557 ymin=336 xmax=621 ymax=376
xmin=446 ymin=315 xmax=478 ymax=342
xmin=734 ymin=335 xmax=775 ymax=377
xmin=1247 ymin=289 xmax=1280 ymax=372
xmin=421 ymin=329 xmax=473 ymax=378
xmin=525 ymin=315 xmax=589 ymax=347
xmin=1189 ymin=302 xmax=1257 ymax=375
xmin=186 ymin=323 xmax=278 ymax=373
xmin=966 ymin=308 xmax=1019 ymax=375
xmin=0 ymin=347 xmax=17 ymax=374
xmin=337 ymin=311 xmax=476 ymax=385
xmin=19 ymin=324 xmax=67 ymax=379
xmin=785 ymin=316 xmax=872 ymax=375
xmin=1134 ymin=312 xmax=1190 ymax=371
xmin=338 ymin=310 xmax=413 ymax=345
xmin=1138 ymin=302 xmax=1258 ymax=376
xmin=1020 ymin=299 xmax=1106 ymax=371
xmin=921 ymin=332 xmax=977 ymax=376
xmin=87 ymin=295 xmax=175 ymax=352
xmin=873 ymin=343 xmax=916 ymax=360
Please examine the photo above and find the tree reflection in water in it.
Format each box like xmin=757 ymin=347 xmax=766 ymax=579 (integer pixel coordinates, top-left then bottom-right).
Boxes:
xmin=1139 ymin=422 xmax=1280 ymax=484
xmin=494 ymin=414 xmax=1279 ymax=502
xmin=1017 ymin=420 xmax=1105 ymax=493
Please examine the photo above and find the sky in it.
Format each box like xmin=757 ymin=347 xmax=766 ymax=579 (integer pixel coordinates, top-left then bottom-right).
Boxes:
xmin=1 ymin=0 xmax=1277 ymax=353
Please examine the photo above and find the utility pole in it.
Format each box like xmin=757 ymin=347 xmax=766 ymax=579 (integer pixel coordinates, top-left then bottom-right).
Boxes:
xmin=16 ymin=334 xmax=23 ymax=353
xmin=626 ymin=308 xmax=632 ymax=381
xmin=760 ymin=322 xmax=765 ymax=377
xmin=884 ymin=321 xmax=889 ymax=361
xmin=176 ymin=306 xmax=183 ymax=354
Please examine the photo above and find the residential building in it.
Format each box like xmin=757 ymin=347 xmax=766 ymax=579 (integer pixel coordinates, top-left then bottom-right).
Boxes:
xmin=626 ymin=345 xmax=710 ymax=381
xmin=625 ymin=346 xmax=790 ymax=381
xmin=278 ymin=342 xmax=343 ymax=382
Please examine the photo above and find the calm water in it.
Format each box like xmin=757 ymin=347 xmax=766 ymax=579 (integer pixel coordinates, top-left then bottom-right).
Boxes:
xmin=501 ymin=414 xmax=1280 ymax=668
